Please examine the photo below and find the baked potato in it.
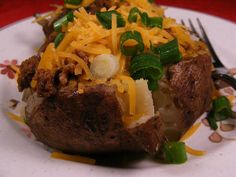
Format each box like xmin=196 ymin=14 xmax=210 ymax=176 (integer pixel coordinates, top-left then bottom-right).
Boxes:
xmin=17 ymin=0 xmax=213 ymax=156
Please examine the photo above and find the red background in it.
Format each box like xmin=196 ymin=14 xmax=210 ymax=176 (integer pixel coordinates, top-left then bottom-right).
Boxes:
xmin=0 ymin=0 xmax=235 ymax=28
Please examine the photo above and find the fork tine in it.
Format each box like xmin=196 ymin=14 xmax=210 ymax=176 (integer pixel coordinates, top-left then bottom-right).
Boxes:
xmin=188 ymin=19 xmax=201 ymax=38
xmin=196 ymin=18 xmax=224 ymax=67
xmin=180 ymin=19 xmax=185 ymax=26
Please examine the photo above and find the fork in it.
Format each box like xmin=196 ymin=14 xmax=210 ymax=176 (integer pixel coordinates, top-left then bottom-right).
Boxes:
xmin=181 ymin=18 xmax=236 ymax=90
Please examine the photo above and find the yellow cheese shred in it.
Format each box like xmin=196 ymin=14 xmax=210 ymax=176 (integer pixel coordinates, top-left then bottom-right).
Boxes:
xmin=180 ymin=122 xmax=201 ymax=141
xmin=185 ymin=145 xmax=206 ymax=156
xmin=118 ymin=54 xmax=126 ymax=75
xmin=117 ymin=75 xmax=136 ymax=115
xmin=81 ymin=0 xmax=95 ymax=7
xmin=31 ymin=80 xmax=37 ymax=89
xmin=51 ymin=152 xmax=96 ymax=164
xmin=57 ymin=31 xmax=77 ymax=52
xmin=38 ymin=43 xmax=55 ymax=70
xmin=71 ymin=44 xmax=112 ymax=55
xmin=7 ymin=112 xmax=24 ymax=123
xmin=64 ymin=4 xmax=80 ymax=9
xmin=111 ymin=13 xmax=118 ymax=54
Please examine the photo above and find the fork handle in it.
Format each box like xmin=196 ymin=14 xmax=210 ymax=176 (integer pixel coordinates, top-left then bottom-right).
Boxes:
xmin=212 ymin=72 xmax=236 ymax=90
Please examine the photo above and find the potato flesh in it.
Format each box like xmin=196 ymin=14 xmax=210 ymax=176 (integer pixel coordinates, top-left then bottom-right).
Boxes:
xmin=126 ymin=79 xmax=155 ymax=128
xmin=152 ymin=80 xmax=183 ymax=140
xmin=135 ymin=79 xmax=155 ymax=116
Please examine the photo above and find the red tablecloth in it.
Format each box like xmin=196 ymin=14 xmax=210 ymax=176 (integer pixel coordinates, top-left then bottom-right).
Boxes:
xmin=0 ymin=0 xmax=235 ymax=28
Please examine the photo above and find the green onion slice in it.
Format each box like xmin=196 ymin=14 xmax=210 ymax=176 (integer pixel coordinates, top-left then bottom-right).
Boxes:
xmin=130 ymin=53 xmax=163 ymax=91
xmin=53 ymin=11 xmax=74 ymax=32
xmin=162 ymin=142 xmax=187 ymax=164
xmin=141 ymin=12 xmax=163 ymax=28
xmin=148 ymin=0 xmax=154 ymax=3
xmin=213 ymin=96 xmax=232 ymax=121
xmin=54 ymin=32 xmax=65 ymax=48
xmin=207 ymin=110 xmax=218 ymax=130
xmin=120 ymin=31 xmax=144 ymax=56
xmin=128 ymin=7 xmax=163 ymax=28
xmin=128 ymin=7 xmax=141 ymax=23
xmin=64 ymin=0 xmax=82 ymax=5
xmin=151 ymin=39 xmax=182 ymax=65
xmin=96 ymin=10 xmax=126 ymax=29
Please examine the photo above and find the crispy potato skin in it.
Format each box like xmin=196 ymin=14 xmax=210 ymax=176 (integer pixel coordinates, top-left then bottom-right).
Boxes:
xmin=168 ymin=55 xmax=213 ymax=131
xmin=152 ymin=55 xmax=213 ymax=140
xmin=26 ymin=84 xmax=164 ymax=154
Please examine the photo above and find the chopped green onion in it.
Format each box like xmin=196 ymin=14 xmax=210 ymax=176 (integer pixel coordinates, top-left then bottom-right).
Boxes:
xmin=128 ymin=7 xmax=141 ymax=23
xmin=151 ymin=39 xmax=182 ymax=65
xmin=148 ymin=0 xmax=154 ymax=3
xmin=141 ymin=12 xmax=163 ymax=28
xmin=54 ymin=32 xmax=65 ymax=48
xmin=130 ymin=53 xmax=163 ymax=91
xmin=206 ymin=96 xmax=232 ymax=130
xmin=162 ymin=142 xmax=187 ymax=164
xmin=213 ymin=96 xmax=232 ymax=121
xmin=96 ymin=10 xmax=126 ymax=29
xmin=64 ymin=0 xmax=82 ymax=5
xmin=67 ymin=11 xmax=75 ymax=22
xmin=128 ymin=7 xmax=163 ymax=29
xmin=120 ymin=31 xmax=144 ymax=56
xmin=53 ymin=11 xmax=74 ymax=32
xmin=207 ymin=110 xmax=218 ymax=130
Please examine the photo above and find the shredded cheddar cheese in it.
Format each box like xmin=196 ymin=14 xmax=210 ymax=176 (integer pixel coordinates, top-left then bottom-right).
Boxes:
xmin=117 ymin=75 xmax=136 ymax=115
xmin=51 ymin=152 xmax=96 ymax=164
xmin=180 ymin=122 xmax=201 ymax=141
xmin=65 ymin=4 xmax=80 ymax=9
xmin=34 ymin=0 xmax=208 ymax=126
xmin=185 ymin=145 xmax=206 ymax=156
xmin=38 ymin=43 xmax=56 ymax=70
xmin=7 ymin=112 xmax=24 ymax=123
xmin=111 ymin=13 xmax=118 ymax=54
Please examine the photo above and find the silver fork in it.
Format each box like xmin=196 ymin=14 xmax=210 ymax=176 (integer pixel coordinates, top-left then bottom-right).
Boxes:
xmin=181 ymin=18 xmax=236 ymax=90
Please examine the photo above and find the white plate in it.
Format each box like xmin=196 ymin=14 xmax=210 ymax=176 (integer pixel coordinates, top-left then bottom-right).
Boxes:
xmin=0 ymin=7 xmax=236 ymax=177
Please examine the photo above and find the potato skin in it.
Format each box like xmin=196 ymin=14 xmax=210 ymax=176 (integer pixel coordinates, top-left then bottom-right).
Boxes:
xmin=152 ymin=55 xmax=213 ymax=140
xmin=25 ymin=84 xmax=164 ymax=154
xmin=169 ymin=55 xmax=213 ymax=131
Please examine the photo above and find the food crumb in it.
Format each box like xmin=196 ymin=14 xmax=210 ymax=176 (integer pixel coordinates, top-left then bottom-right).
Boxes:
xmin=8 ymin=99 xmax=20 ymax=109
xmin=201 ymin=118 xmax=209 ymax=127
xmin=223 ymin=87 xmax=234 ymax=95
xmin=228 ymin=68 xmax=236 ymax=75
xmin=209 ymin=131 xmax=223 ymax=143
xmin=220 ymin=122 xmax=235 ymax=132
